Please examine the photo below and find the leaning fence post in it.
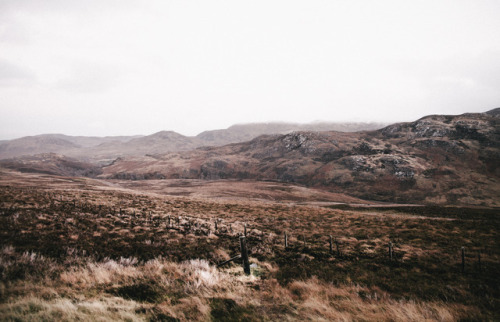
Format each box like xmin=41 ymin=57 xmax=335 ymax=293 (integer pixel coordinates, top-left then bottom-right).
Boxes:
xmin=239 ymin=236 xmax=250 ymax=275
xmin=461 ymin=247 xmax=465 ymax=273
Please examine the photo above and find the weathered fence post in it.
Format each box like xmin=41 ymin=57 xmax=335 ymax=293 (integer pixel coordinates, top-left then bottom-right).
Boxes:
xmin=389 ymin=242 xmax=394 ymax=261
xmin=244 ymin=223 xmax=247 ymax=237
xmin=461 ymin=247 xmax=465 ymax=273
xmin=285 ymin=232 xmax=288 ymax=248
xmin=329 ymin=235 xmax=333 ymax=254
xmin=215 ymin=220 xmax=218 ymax=231
xmin=477 ymin=251 xmax=482 ymax=273
xmin=239 ymin=236 xmax=250 ymax=275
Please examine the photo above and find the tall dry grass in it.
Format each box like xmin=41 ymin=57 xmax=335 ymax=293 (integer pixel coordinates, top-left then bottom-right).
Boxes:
xmin=0 ymin=246 xmax=481 ymax=321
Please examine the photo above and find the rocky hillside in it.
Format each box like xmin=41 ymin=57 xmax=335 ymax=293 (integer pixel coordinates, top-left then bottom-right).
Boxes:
xmin=102 ymin=109 xmax=500 ymax=206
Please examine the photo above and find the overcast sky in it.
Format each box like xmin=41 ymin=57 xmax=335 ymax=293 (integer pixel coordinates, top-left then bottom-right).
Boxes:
xmin=1 ymin=0 xmax=499 ymax=139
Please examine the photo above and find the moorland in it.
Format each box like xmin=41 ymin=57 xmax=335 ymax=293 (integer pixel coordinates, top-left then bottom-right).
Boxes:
xmin=0 ymin=110 xmax=499 ymax=321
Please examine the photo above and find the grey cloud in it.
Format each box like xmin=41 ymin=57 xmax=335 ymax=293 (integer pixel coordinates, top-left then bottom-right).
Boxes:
xmin=0 ymin=59 xmax=37 ymax=86
xmin=0 ymin=0 xmax=134 ymax=15
xmin=0 ymin=21 xmax=30 ymax=45
xmin=465 ymin=51 xmax=500 ymax=90
xmin=56 ymin=63 xmax=121 ymax=93
xmin=420 ymin=51 xmax=500 ymax=111
xmin=432 ymin=52 xmax=500 ymax=95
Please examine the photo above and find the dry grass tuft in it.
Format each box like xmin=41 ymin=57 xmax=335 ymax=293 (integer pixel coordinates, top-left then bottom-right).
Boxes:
xmin=0 ymin=296 xmax=141 ymax=322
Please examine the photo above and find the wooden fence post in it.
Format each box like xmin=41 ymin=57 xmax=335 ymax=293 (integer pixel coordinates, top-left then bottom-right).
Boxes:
xmin=461 ymin=247 xmax=465 ymax=273
xmin=477 ymin=251 xmax=482 ymax=273
xmin=239 ymin=236 xmax=250 ymax=275
xmin=244 ymin=223 xmax=247 ymax=237
xmin=285 ymin=232 xmax=288 ymax=248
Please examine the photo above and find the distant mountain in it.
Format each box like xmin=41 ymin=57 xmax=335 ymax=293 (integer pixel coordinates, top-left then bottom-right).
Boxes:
xmin=53 ymin=134 xmax=143 ymax=148
xmin=196 ymin=122 xmax=386 ymax=146
xmin=0 ymin=135 xmax=80 ymax=159
xmin=70 ymin=131 xmax=203 ymax=163
xmin=0 ymin=122 xmax=387 ymax=162
xmin=0 ymin=134 xmax=141 ymax=160
xmin=101 ymin=108 xmax=500 ymax=206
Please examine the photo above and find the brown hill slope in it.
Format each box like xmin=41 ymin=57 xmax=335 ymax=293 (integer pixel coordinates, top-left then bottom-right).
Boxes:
xmin=102 ymin=109 xmax=500 ymax=206
xmin=0 ymin=153 xmax=102 ymax=177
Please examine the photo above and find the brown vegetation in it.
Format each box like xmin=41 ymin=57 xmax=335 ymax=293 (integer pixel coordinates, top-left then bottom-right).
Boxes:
xmin=0 ymin=170 xmax=498 ymax=320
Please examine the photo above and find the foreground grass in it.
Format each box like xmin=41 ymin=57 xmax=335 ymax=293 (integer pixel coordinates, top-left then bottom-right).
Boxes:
xmin=0 ymin=247 xmax=479 ymax=321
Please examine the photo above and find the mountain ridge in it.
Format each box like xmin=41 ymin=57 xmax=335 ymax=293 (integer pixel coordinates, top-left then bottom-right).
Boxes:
xmin=0 ymin=122 xmax=388 ymax=161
